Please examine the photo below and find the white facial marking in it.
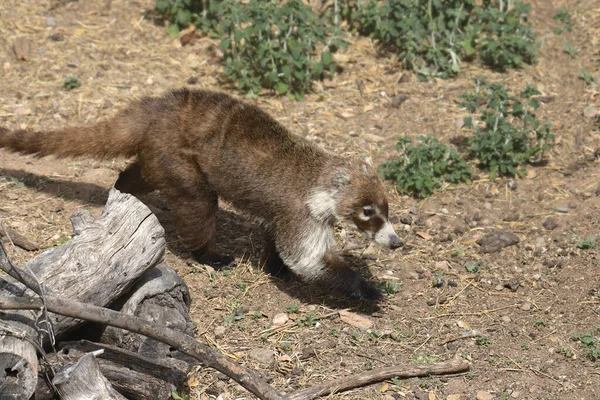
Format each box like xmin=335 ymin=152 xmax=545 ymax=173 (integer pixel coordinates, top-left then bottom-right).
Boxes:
xmin=279 ymin=220 xmax=333 ymax=280
xmin=358 ymin=205 xmax=374 ymax=221
xmin=374 ymin=221 xmax=399 ymax=247
xmin=307 ymin=189 xmax=339 ymax=222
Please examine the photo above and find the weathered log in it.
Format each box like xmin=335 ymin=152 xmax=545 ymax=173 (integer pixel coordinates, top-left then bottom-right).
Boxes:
xmin=101 ymin=263 xmax=194 ymax=361
xmin=0 ymin=274 xmax=40 ymax=400
xmin=0 ymin=320 xmax=38 ymax=399
xmin=26 ymin=188 xmax=166 ymax=338
xmin=53 ymin=352 xmax=127 ymax=400
xmin=0 ymin=188 xmax=165 ymax=399
xmin=61 ymin=340 xmax=187 ymax=400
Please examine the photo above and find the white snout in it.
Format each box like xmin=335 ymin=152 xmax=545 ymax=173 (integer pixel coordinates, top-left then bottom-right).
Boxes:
xmin=374 ymin=221 xmax=403 ymax=249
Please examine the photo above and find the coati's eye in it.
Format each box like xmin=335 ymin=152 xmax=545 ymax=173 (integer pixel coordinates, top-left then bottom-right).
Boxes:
xmin=363 ymin=207 xmax=374 ymax=217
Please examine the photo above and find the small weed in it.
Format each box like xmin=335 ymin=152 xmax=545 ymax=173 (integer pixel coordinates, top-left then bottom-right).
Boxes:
xmin=465 ymin=262 xmax=486 ymax=273
xmin=432 ymin=271 xmax=445 ymax=288
xmin=390 ymin=377 xmax=402 ymax=387
xmin=278 ymin=341 xmax=292 ymax=352
xmin=235 ymin=282 xmax=247 ymax=292
xmin=250 ymin=311 xmax=263 ymax=320
xmin=452 ymin=247 xmax=465 ymax=257
xmin=572 ymin=332 xmax=600 ymax=361
xmin=576 ymin=236 xmax=596 ymax=250
xmin=171 ymin=391 xmax=189 ymax=400
xmin=63 ymin=76 xmax=81 ymax=90
xmin=459 ymin=77 xmax=554 ymax=179
xmin=375 ymin=281 xmax=402 ymax=296
xmin=285 ymin=304 xmax=299 ymax=314
xmin=55 ymin=235 xmax=71 ymax=246
xmin=553 ymin=7 xmax=573 ymax=34
xmin=465 ymin=373 xmax=474 ymax=380
xmin=409 ymin=353 xmax=442 ymax=364
xmin=558 ymin=346 xmax=573 ymax=358
xmin=521 ymin=342 xmax=529 ymax=350
xmin=563 ymin=41 xmax=578 ymax=57
xmin=579 ymin=70 xmax=597 ymax=85
xmin=208 ymin=271 xmax=217 ymax=282
xmin=297 ymin=313 xmax=317 ymax=328
xmin=378 ymin=135 xmax=472 ymax=198
xmin=330 ymin=328 xmax=339 ymax=337
xmin=474 ymin=334 xmax=491 ymax=346
xmin=498 ymin=393 xmax=509 ymax=400
xmin=221 ymin=270 xmax=231 ymax=277
xmin=533 ymin=320 xmax=547 ymax=328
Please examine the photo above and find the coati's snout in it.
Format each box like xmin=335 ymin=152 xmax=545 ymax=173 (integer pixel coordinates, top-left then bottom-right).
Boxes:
xmin=350 ymin=205 xmax=403 ymax=250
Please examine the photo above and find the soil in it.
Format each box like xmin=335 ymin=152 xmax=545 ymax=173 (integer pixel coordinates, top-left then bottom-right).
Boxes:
xmin=1 ymin=0 xmax=600 ymax=399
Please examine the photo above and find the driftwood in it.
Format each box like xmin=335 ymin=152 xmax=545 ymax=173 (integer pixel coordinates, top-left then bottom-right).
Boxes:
xmin=0 ymin=295 xmax=286 ymax=400
xmin=287 ymin=354 xmax=470 ymax=400
xmin=0 ymin=319 xmax=38 ymax=399
xmin=52 ymin=352 xmax=126 ymax=400
xmin=0 ymin=188 xmax=165 ymax=400
xmin=101 ymin=262 xmax=194 ymax=360
xmin=57 ymin=340 xmax=188 ymax=400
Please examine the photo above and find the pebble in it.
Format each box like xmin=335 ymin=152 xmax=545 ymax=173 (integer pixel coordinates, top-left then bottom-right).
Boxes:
xmin=583 ymin=104 xmax=599 ymax=118
xmin=46 ymin=16 xmax=56 ymax=27
xmin=542 ymin=218 xmax=558 ymax=230
xmin=501 ymin=315 xmax=511 ymax=323
xmin=272 ymin=313 xmax=289 ymax=326
xmin=249 ymin=348 xmax=274 ymax=365
xmin=476 ymin=391 xmax=494 ymax=400
xmin=214 ymin=326 xmax=226 ymax=339
xmin=440 ymin=208 xmax=449 ymax=215
xmin=521 ymin=302 xmax=532 ymax=311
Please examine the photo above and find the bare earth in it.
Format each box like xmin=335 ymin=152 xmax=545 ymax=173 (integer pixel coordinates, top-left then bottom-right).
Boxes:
xmin=1 ymin=0 xmax=599 ymax=399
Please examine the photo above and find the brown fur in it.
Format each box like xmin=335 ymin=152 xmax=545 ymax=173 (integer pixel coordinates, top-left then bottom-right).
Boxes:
xmin=0 ymin=89 xmax=399 ymax=301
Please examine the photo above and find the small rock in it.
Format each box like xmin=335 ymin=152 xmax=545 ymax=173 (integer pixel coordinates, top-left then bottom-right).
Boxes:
xmin=507 ymin=179 xmax=517 ymax=190
xmin=501 ymin=315 xmax=511 ymax=323
xmin=447 ymin=394 xmax=462 ymax=400
xmin=477 ymin=230 xmax=520 ymax=254
xmin=410 ymin=205 xmax=418 ymax=215
xmin=272 ymin=313 xmax=289 ymax=326
xmin=300 ymin=346 xmax=317 ymax=360
xmin=595 ymin=185 xmax=600 ymax=197
xmin=521 ymin=302 xmax=532 ymax=311
xmin=102 ymin=100 xmax=113 ymax=109
xmin=503 ymin=214 xmax=519 ymax=222
xmin=391 ymin=94 xmax=408 ymax=108
xmin=503 ymin=278 xmax=520 ymax=292
xmin=455 ymin=118 xmax=465 ymax=128
xmin=483 ymin=202 xmax=492 ymax=210
xmin=46 ymin=16 xmax=56 ymax=27
xmin=476 ymin=391 xmax=494 ymax=400
xmin=398 ymin=74 xmax=410 ymax=84
xmin=15 ymin=106 xmax=32 ymax=116
xmin=400 ymin=214 xmax=413 ymax=225
xmin=186 ymin=76 xmax=198 ymax=84
xmin=214 ymin=326 xmax=226 ymax=339
xmin=364 ymin=133 xmax=385 ymax=143
xmin=583 ymin=104 xmax=599 ymax=118
xmin=47 ymin=33 xmax=64 ymax=41
xmin=554 ymin=206 xmax=569 ymax=213
xmin=249 ymin=348 xmax=274 ymax=365
xmin=13 ymin=36 xmax=32 ymax=61
xmin=542 ymin=218 xmax=558 ymax=230
xmin=435 ymin=260 xmax=451 ymax=271
xmin=440 ymin=208 xmax=449 ymax=215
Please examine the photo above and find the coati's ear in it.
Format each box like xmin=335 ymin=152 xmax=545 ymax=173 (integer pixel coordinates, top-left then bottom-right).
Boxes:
xmin=332 ymin=171 xmax=351 ymax=188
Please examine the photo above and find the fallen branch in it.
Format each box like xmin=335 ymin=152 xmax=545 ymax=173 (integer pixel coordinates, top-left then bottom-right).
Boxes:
xmin=0 ymin=295 xmax=285 ymax=400
xmin=287 ymin=354 xmax=470 ymax=400
xmin=0 ymin=224 xmax=41 ymax=251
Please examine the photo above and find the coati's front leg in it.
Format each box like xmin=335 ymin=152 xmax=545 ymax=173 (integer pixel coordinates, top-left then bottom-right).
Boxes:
xmin=262 ymin=231 xmax=292 ymax=280
xmin=166 ymin=187 xmax=236 ymax=270
xmin=274 ymin=221 xmax=382 ymax=301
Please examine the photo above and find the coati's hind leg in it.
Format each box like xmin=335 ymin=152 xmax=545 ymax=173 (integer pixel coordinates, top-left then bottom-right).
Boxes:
xmin=165 ymin=186 xmax=236 ymax=270
xmin=262 ymin=231 xmax=292 ymax=280
xmin=115 ymin=161 xmax=154 ymax=196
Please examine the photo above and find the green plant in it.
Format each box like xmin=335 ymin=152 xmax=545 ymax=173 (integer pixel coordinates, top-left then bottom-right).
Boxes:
xmin=571 ymin=332 xmax=599 ymax=361
xmin=459 ymin=77 xmax=554 ymax=179
xmin=579 ymin=70 xmax=597 ymax=85
xmin=563 ymin=41 xmax=578 ymax=57
xmin=218 ymin=0 xmax=347 ymax=99
xmin=432 ymin=271 xmax=445 ymax=288
xmin=533 ymin=320 xmax=547 ymax=328
xmin=155 ymin=0 xmax=221 ymax=35
xmin=297 ymin=313 xmax=317 ymax=328
xmin=558 ymin=346 xmax=573 ymax=358
xmin=171 ymin=390 xmax=190 ymax=400
xmin=330 ymin=327 xmax=339 ymax=337
xmin=378 ymin=135 xmax=472 ymax=198
xmin=474 ymin=334 xmax=491 ymax=346
xmin=375 ymin=281 xmax=402 ymax=296
xmin=356 ymin=0 xmax=537 ymax=79
xmin=576 ymin=236 xmax=596 ymax=250
xmin=521 ymin=342 xmax=529 ymax=350
xmin=553 ymin=7 xmax=573 ymax=34
xmin=63 ymin=76 xmax=81 ymax=90
xmin=465 ymin=262 xmax=486 ymax=273
xmin=285 ymin=304 xmax=299 ymax=314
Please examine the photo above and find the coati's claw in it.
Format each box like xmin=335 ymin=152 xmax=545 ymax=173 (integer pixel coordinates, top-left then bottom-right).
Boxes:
xmin=192 ymin=251 xmax=236 ymax=270
xmin=349 ymin=279 xmax=383 ymax=302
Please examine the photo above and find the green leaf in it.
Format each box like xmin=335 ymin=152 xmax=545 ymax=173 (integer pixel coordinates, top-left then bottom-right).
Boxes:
xmin=322 ymin=51 xmax=332 ymax=66
xmin=166 ymin=23 xmax=180 ymax=37
xmin=277 ymin=82 xmax=289 ymax=94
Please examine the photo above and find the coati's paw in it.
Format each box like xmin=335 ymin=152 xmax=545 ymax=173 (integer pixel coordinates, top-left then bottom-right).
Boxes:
xmin=191 ymin=251 xmax=237 ymax=270
xmin=345 ymin=278 xmax=383 ymax=302
xmin=263 ymin=253 xmax=293 ymax=280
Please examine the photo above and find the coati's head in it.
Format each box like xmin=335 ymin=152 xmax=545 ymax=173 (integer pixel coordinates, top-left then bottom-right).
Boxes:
xmin=308 ymin=160 xmax=403 ymax=250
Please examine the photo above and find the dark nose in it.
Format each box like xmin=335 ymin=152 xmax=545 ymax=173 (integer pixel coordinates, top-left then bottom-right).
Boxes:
xmin=389 ymin=235 xmax=403 ymax=250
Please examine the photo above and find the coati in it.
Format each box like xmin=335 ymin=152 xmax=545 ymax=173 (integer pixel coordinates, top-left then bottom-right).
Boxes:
xmin=0 ymin=89 xmax=403 ymax=301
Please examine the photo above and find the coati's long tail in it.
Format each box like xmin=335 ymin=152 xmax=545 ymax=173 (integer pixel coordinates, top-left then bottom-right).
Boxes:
xmin=0 ymin=112 xmax=143 ymax=159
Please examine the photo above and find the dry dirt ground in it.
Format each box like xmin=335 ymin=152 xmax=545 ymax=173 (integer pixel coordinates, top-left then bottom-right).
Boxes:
xmin=1 ymin=0 xmax=600 ymax=399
